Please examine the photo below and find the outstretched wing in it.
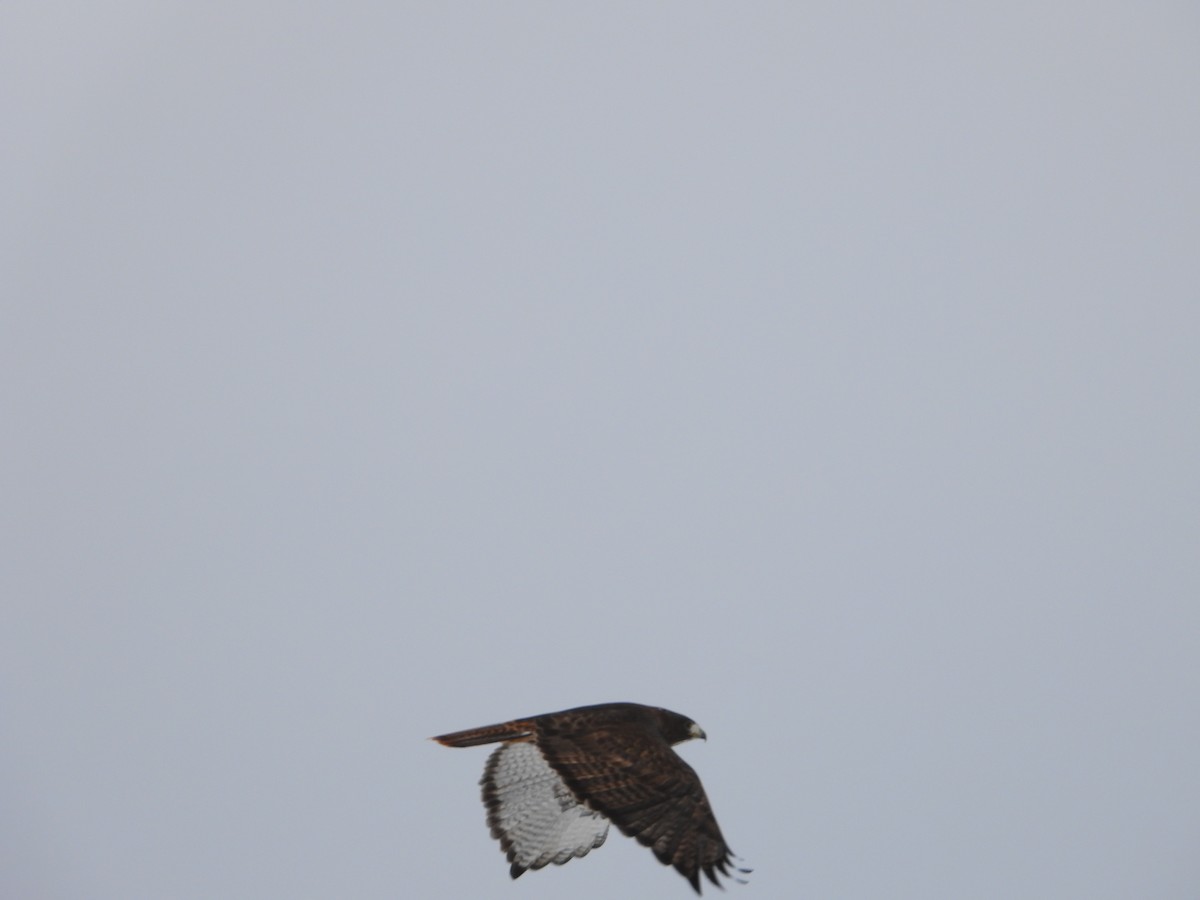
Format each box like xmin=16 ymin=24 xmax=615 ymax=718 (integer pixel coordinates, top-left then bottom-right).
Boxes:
xmin=481 ymin=741 xmax=610 ymax=877
xmin=536 ymin=725 xmax=738 ymax=894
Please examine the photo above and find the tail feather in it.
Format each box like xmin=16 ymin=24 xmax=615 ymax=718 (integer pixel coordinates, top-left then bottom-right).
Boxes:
xmin=431 ymin=719 xmax=535 ymax=747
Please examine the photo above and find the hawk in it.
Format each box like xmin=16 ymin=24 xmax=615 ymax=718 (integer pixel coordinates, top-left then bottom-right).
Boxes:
xmin=431 ymin=702 xmax=747 ymax=894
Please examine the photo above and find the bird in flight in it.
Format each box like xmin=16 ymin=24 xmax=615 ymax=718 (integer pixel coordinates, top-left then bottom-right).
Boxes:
xmin=431 ymin=701 xmax=748 ymax=894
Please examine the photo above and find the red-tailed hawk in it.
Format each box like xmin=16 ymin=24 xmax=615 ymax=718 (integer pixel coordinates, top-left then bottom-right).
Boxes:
xmin=431 ymin=702 xmax=747 ymax=894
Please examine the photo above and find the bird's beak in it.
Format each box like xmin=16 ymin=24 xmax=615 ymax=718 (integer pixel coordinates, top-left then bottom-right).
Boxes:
xmin=689 ymin=722 xmax=707 ymax=741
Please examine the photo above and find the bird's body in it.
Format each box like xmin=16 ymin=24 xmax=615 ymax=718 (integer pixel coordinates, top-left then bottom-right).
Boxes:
xmin=431 ymin=702 xmax=746 ymax=894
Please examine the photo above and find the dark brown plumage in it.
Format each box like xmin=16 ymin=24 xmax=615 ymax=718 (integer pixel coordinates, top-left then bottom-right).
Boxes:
xmin=431 ymin=702 xmax=747 ymax=894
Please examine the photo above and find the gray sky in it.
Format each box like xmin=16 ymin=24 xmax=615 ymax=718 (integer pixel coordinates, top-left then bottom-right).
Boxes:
xmin=3 ymin=3 xmax=1198 ymax=898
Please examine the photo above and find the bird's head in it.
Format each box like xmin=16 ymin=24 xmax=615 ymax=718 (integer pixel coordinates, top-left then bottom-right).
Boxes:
xmin=654 ymin=707 xmax=707 ymax=744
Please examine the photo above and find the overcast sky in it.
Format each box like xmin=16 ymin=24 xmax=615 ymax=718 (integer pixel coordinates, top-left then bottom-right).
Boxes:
xmin=3 ymin=3 xmax=1198 ymax=898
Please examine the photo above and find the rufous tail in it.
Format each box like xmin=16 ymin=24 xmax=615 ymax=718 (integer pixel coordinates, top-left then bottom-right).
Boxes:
xmin=430 ymin=719 xmax=535 ymax=747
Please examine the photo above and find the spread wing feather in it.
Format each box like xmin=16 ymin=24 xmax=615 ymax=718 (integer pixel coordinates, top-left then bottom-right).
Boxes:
xmin=480 ymin=741 xmax=609 ymax=877
xmin=535 ymin=724 xmax=737 ymax=893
